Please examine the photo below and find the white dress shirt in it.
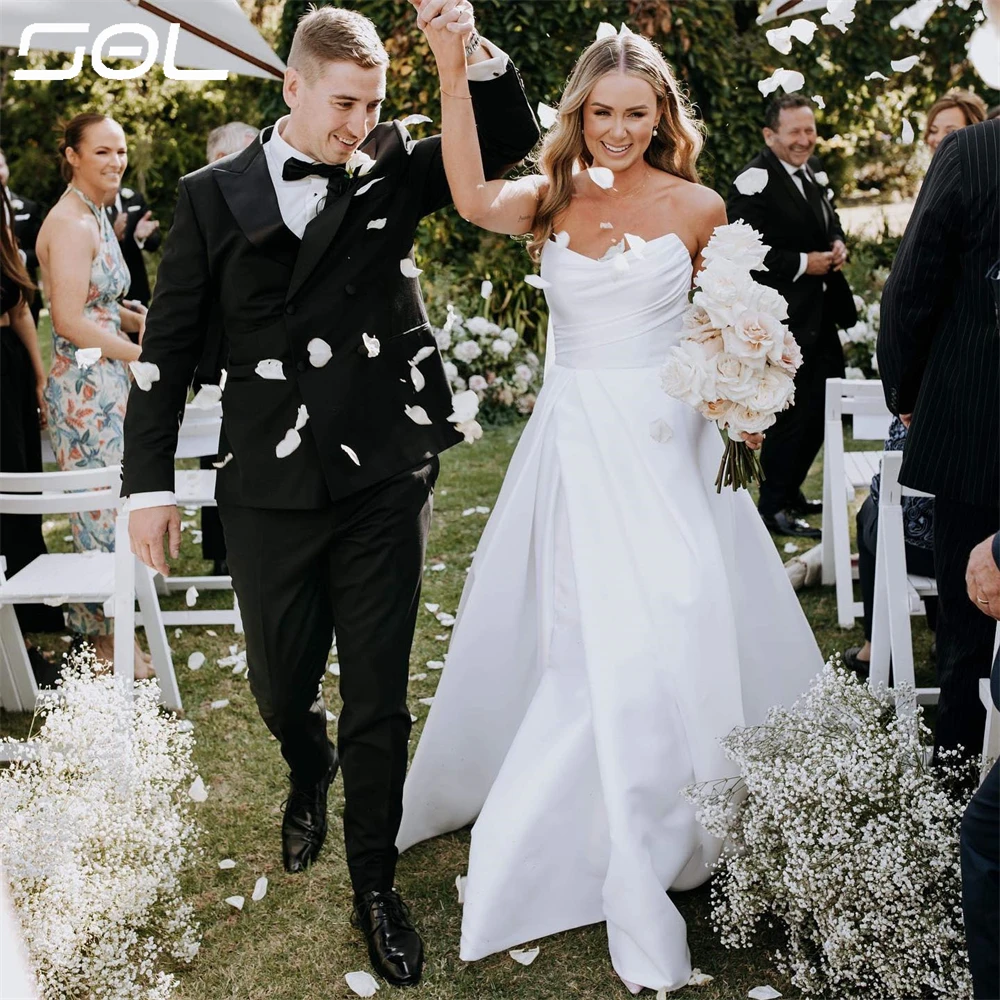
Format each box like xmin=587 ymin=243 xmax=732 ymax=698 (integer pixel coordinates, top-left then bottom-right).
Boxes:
xmin=777 ymin=156 xmax=819 ymax=282
xmin=129 ymin=43 xmax=510 ymax=512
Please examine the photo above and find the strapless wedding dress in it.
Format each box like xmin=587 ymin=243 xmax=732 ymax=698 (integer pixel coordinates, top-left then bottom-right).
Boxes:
xmin=397 ymin=233 xmax=824 ymax=992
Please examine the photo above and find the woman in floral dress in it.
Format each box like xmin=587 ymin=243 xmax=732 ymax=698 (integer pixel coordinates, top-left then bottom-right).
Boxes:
xmin=36 ymin=114 xmax=152 ymax=675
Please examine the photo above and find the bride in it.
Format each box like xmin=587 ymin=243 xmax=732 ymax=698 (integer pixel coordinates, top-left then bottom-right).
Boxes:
xmin=398 ymin=9 xmax=825 ymax=994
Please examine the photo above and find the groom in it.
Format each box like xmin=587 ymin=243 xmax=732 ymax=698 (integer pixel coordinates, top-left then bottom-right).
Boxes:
xmin=122 ymin=0 xmax=538 ymax=985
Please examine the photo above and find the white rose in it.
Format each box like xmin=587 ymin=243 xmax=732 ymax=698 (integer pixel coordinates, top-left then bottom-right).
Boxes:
xmin=724 ymin=403 xmax=778 ymax=435
xmin=466 ymin=316 xmax=491 ymax=336
xmin=346 ymin=150 xmax=376 ymax=176
xmin=699 ymin=397 xmax=737 ymax=429
xmin=700 ymin=221 xmax=770 ymax=274
xmin=660 ymin=340 xmax=719 ymax=407
xmin=452 ymin=340 xmax=482 ymax=363
xmin=435 ymin=328 xmax=452 ymax=352
xmin=746 ymin=367 xmax=796 ymax=414
xmin=713 ymin=354 xmax=760 ymax=402
xmin=694 ymin=263 xmax=757 ymax=330
xmin=683 ymin=303 xmax=723 ymax=343
xmin=744 ymin=282 xmax=790 ymax=322
xmin=524 ymin=350 xmax=540 ymax=368
xmin=491 ymin=338 xmax=513 ymax=360
xmin=442 ymin=360 xmax=459 ymax=383
xmin=501 ymin=327 xmax=519 ymax=345
xmin=452 ymin=376 xmax=467 ymax=391
xmin=771 ymin=328 xmax=804 ymax=374
xmin=514 ymin=363 xmax=533 ymax=384
xmin=813 ymin=170 xmax=829 ymax=187
xmin=722 ymin=310 xmax=783 ymax=366
xmin=468 ymin=374 xmax=488 ymax=391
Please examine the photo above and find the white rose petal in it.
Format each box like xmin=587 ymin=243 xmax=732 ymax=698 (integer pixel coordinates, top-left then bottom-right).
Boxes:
xmin=734 ymin=167 xmax=769 ymax=196
xmin=191 ymin=384 xmax=222 ymax=409
xmin=687 ymin=969 xmax=715 ymax=986
xmin=410 ymin=366 xmax=425 ymax=392
xmin=757 ymin=68 xmax=805 ymax=97
xmin=294 ymin=404 xmax=309 ymax=431
xmin=341 ymin=444 xmax=361 ymax=466
xmin=225 ymin=895 xmax=245 ymax=910
xmin=600 ymin=221 xmax=614 ymax=230
xmin=596 ymin=21 xmax=617 ymax=39
xmin=480 ymin=279 xmax=493 ymax=298
xmin=187 ymin=651 xmax=205 ymax=671
xmin=212 ymin=452 xmax=234 ymax=469
xmin=400 ymin=258 xmax=423 ymax=279
xmin=554 ymin=230 xmax=571 ymax=248
xmin=509 ymin=947 xmax=540 ymax=966
xmin=275 ymin=428 xmax=301 ymax=459
xmin=649 ymin=419 xmax=673 ymax=443
xmin=812 ymin=94 xmax=826 ymax=109
xmin=345 ymin=971 xmax=380 ymax=997
xmin=821 ymin=0 xmax=856 ymax=32
xmin=255 ymin=359 xmax=285 ymax=380
xmin=362 ymin=332 xmax=381 ymax=358
xmin=400 ymin=113 xmax=433 ymax=127
xmin=475 ymin=505 xmax=490 ymax=513
xmin=211 ymin=699 xmax=229 ymax=710
xmin=76 ymin=347 xmax=103 ymax=369
xmin=865 ymin=71 xmax=889 ymax=81
xmin=748 ymin=989 xmax=782 ymax=1000
xmin=765 ymin=27 xmax=794 ymax=54
xmin=537 ymin=102 xmax=558 ymax=129
xmin=188 ymin=776 xmax=208 ymax=802
xmin=185 ymin=586 xmax=198 ymax=607
xmin=901 ymin=118 xmax=915 ymax=144
xmin=306 ymin=338 xmax=333 ymax=368
xmin=587 ymin=166 xmax=615 ymax=189
xmin=524 ymin=274 xmax=552 ymax=290
xmin=251 ymin=876 xmax=268 ymax=902
xmin=425 ymin=603 xmax=440 ymax=612
xmin=612 ymin=254 xmax=630 ymax=276
xmin=890 ymin=0 xmax=942 ymax=32
xmin=365 ymin=217 xmax=388 ymax=231
xmin=129 ymin=360 xmax=161 ymax=390
xmin=354 ymin=177 xmax=384 ymax=197
xmin=813 ymin=170 xmax=829 ymax=186
xmin=430 ymin=562 xmax=446 ymax=571
xmin=784 ymin=542 xmax=801 ymax=554
xmin=218 ymin=859 xmax=236 ymax=870
xmin=891 ymin=55 xmax=920 ymax=72
xmin=427 ymin=660 xmax=444 ymax=670
xmin=448 ymin=389 xmax=480 ymax=423
xmin=405 ymin=404 xmax=433 ymax=425
xmin=624 ymin=232 xmax=648 ymax=258
xmin=410 ymin=346 xmax=436 ymax=366
xmin=455 ymin=874 xmax=467 ymax=903
xmin=418 ymin=697 xmax=434 ymax=706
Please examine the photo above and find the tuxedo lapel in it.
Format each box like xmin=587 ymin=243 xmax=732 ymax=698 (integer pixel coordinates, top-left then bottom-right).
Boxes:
xmin=286 ymin=178 xmax=358 ymax=301
xmin=762 ymin=148 xmax=826 ymax=240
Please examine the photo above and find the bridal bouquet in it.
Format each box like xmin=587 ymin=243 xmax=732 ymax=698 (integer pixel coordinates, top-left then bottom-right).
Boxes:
xmin=660 ymin=222 xmax=801 ymax=492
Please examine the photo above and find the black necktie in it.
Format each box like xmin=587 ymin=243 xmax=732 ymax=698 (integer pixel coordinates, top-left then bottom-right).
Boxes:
xmin=282 ymin=157 xmax=350 ymax=198
xmin=795 ymin=168 xmax=829 ymax=234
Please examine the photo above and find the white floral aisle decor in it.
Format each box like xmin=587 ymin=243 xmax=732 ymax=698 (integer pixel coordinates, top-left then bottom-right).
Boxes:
xmin=433 ymin=305 xmax=542 ymax=425
xmin=686 ymin=662 xmax=978 ymax=999
xmin=660 ymin=221 xmax=801 ymax=492
xmin=0 ymin=648 xmax=202 ymax=1000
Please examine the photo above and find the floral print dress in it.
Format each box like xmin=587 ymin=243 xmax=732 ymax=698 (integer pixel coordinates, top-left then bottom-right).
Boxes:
xmin=44 ymin=186 xmax=131 ymax=636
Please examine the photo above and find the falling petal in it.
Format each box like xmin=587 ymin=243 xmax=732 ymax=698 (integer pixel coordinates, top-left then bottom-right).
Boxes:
xmin=537 ymin=102 xmax=558 ymax=129
xmin=865 ymin=71 xmax=889 ymax=81
xmin=354 ymin=177 xmax=384 ymax=197
xmin=206 ymin=629 xmax=217 ymax=636
xmin=890 ymin=0 xmax=942 ymax=33
xmin=757 ymin=68 xmax=805 ymax=97
xmin=212 ymin=452 xmax=234 ymax=469
xmin=410 ymin=713 xmax=418 ymax=722
xmin=410 ymin=366 xmax=426 ymax=392
xmin=252 ymin=876 xmax=268 ymax=902
xmin=76 ymin=347 xmax=103 ymax=369
xmin=211 ymin=699 xmax=229 ymax=710
xmin=748 ymin=989 xmax=782 ymax=1000
xmin=191 ymin=384 xmax=222 ymax=409
xmin=430 ymin=562 xmax=446 ymax=571
xmin=901 ymin=118 xmax=915 ymax=143
xmin=418 ymin=697 xmax=434 ymax=706
xmin=821 ymin=0 xmax=857 ymax=32
xmin=308 ymin=338 xmax=333 ymax=367
xmin=618 ymin=22 xmax=633 ymax=35
xmin=225 ymin=896 xmax=245 ymax=911
xmin=345 ymin=971 xmax=380 ymax=997
xmin=400 ymin=258 xmax=423 ymax=279
xmin=294 ymin=404 xmax=309 ymax=431
xmin=784 ymin=542 xmax=800 ymax=554
xmin=456 ymin=418 xmax=483 ymax=443
xmin=129 ymin=360 xmax=161 ymax=391
xmin=475 ymin=505 xmax=490 ymax=514
xmin=400 ymin=113 xmax=433 ymax=127
xmin=405 ymin=404 xmax=433 ymax=425
xmin=275 ymin=428 xmax=302 ymax=458
xmin=362 ymin=332 xmax=381 ymax=358
xmin=509 ymin=947 xmax=540 ymax=966
xmin=554 ymin=230 xmax=571 ymax=248
xmin=188 ymin=776 xmax=208 ymax=802
xmin=734 ymin=166 xmax=769 ymax=195
xmin=812 ymin=94 xmax=826 ymax=109
xmin=174 ymin=628 xmax=183 ymax=638
xmin=185 ymin=586 xmax=198 ymax=607
xmin=220 ymin=368 xmax=228 ymax=391
xmin=480 ymin=279 xmax=493 ymax=298
xmin=328 ymin=662 xmax=340 ymax=675
xmin=524 ymin=274 xmax=552 ymax=290
xmin=765 ymin=27 xmax=793 ymax=54
xmin=409 ymin=672 xmax=427 ymax=681
xmin=255 ymin=359 xmax=285 ymax=380
xmin=425 ymin=603 xmax=440 ymax=612
xmin=890 ymin=55 xmax=920 ymax=72
xmin=410 ymin=346 xmax=436 ymax=365
xmin=788 ymin=18 xmax=818 ymax=44
xmin=455 ymin=874 xmax=467 ymax=903
xmin=187 ymin=651 xmax=206 ymax=671
xmin=341 ymin=444 xmax=361 ymax=466
xmin=596 ymin=21 xmax=617 ymax=39
xmin=366 ymin=218 xmax=387 ymax=230
xmin=624 ymin=232 xmax=648 ymax=258
xmin=599 ymin=221 xmax=614 ymax=230
xmin=649 ymin=418 xmax=673 ymax=443
xmin=587 ymin=166 xmax=615 ymax=189
xmin=218 ymin=859 xmax=236 ymax=869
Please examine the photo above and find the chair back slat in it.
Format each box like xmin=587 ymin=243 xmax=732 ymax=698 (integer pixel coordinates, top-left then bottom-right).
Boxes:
xmin=0 ymin=465 xmax=122 ymax=515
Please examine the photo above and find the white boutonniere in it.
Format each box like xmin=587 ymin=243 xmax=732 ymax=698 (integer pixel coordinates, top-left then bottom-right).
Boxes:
xmin=812 ymin=170 xmax=829 ymax=188
xmin=345 ymin=150 xmax=376 ymax=178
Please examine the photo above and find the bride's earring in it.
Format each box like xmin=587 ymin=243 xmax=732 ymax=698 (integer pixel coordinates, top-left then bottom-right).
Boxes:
xmin=653 ymin=128 xmax=659 ymax=136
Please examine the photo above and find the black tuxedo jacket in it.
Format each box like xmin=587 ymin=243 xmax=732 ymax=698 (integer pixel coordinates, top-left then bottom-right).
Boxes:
xmin=106 ymin=186 xmax=162 ymax=305
xmin=877 ymin=119 xmax=999 ymax=507
xmin=122 ymin=68 xmax=539 ymax=509
xmin=726 ymin=148 xmax=856 ymax=345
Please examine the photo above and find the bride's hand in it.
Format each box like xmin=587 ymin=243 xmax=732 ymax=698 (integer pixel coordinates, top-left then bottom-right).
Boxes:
xmin=740 ymin=431 xmax=764 ymax=451
xmin=412 ymin=0 xmax=475 ymax=75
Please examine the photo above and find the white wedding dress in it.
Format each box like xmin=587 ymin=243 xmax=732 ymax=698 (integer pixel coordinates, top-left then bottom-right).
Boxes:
xmin=397 ymin=232 xmax=824 ymax=992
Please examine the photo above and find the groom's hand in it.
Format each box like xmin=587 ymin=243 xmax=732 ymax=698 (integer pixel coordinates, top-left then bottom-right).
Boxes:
xmin=411 ymin=0 xmax=472 ymax=32
xmin=129 ymin=504 xmax=182 ymax=577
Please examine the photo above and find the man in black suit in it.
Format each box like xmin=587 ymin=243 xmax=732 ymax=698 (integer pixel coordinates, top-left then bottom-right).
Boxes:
xmin=107 ymin=183 xmax=161 ymax=311
xmin=0 ymin=147 xmax=45 ymax=325
xmin=727 ymin=94 xmax=857 ymax=539
xmin=877 ymin=119 xmax=999 ymax=759
xmin=122 ymin=1 xmax=538 ymax=986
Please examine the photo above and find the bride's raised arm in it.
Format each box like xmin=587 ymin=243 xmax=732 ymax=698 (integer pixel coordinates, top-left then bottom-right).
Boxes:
xmin=418 ymin=1 xmax=544 ymax=236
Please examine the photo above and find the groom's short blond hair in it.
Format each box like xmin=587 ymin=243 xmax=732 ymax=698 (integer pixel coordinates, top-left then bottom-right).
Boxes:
xmin=287 ymin=5 xmax=388 ymax=83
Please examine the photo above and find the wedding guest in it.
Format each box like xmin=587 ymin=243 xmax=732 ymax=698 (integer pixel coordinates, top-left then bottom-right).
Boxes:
xmin=206 ymin=121 xmax=258 ymax=163
xmin=925 ymin=90 xmax=988 ymax=154
xmin=36 ymin=113 xmax=152 ymax=677
xmin=961 ymin=528 xmax=999 ymax=1000
xmin=105 ymin=182 xmax=161 ymax=313
xmin=0 ymin=184 xmax=64 ymax=682
xmin=842 ymin=415 xmax=936 ymax=674
xmin=0 ymin=146 xmax=45 ymax=325
xmin=727 ymin=94 xmax=857 ymax=539
xmin=877 ymin=119 xmax=999 ymax=758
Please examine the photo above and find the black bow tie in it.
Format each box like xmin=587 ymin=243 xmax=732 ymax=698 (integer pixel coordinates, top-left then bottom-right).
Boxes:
xmin=282 ymin=157 xmax=348 ymax=183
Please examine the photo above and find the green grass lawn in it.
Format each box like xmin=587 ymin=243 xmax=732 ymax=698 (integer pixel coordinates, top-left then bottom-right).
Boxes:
xmin=2 ymin=415 xmax=935 ymax=1000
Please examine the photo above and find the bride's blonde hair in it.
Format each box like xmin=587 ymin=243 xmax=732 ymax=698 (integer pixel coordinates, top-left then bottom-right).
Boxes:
xmin=528 ymin=32 xmax=704 ymax=262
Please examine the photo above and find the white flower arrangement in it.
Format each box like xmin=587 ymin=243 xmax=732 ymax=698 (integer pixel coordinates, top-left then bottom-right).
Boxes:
xmin=433 ymin=305 xmax=542 ymax=422
xmin=0 ymin=648 xmax=202 ymax=999
xmin=686 ymin=662 xmax=978 ymax=1000
xmin=841 ymin=294 xmax=882 ymax=376
xmin=660 ymin=222 xmax=801 ymax=491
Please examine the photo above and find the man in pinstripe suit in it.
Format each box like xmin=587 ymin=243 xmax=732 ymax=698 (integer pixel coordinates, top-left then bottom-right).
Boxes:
xmin=877 ymin=118 xmax=999 ymax=760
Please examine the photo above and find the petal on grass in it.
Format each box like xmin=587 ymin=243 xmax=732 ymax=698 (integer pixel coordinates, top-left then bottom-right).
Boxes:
xmin=345 ymin=970 xmax=380 ymax=996
xmin=455 ymin=874 xmax=467 ymax=903
xmin=211 ymin=699 xmax=230 ymax=710
xmin=509 ymin=947 xmax=540 ymax=966
xmin=188 ymin=776 xmax=208 ymax=802
xmin=218 ymin=859 xmax=236 ymax=870
xmin=185 ymin=586 xmax=199 ymax=607
xmin=252 ymin=876 xmax=268 ymax=902
xmin=187 ymin=651 xmax=205 ymax=671
xmin=748 ymin=989 xmax=782 ymax=1000
xmin=480 ymin=279 xmax=493 ymax=298
xmin=225 ymin=896 xmax=245 ymax=911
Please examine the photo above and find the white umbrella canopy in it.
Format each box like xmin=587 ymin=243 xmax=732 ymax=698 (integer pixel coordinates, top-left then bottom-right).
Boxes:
xmin=2 ymin=0 xmax=285 ymax=80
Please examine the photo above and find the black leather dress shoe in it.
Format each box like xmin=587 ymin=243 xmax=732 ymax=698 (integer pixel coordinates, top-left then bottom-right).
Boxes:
xmin=281 ymin=748 xmax=338 ymax=873
xmin=352 ymin=889 xmax=424 ymax=987
xmin=790 ymin=494 xmax=823 ymax=516
xmin=761 ymin=509 xmax=822 ymax=539
xmin=842 ymin=646 xmax=871 ymax=677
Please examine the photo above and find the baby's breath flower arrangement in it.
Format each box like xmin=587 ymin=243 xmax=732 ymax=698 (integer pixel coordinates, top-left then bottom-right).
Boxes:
xmin=687 ymin=662 xmax=979 ymax=999
xmin=0 ymin=648 xmax=202 ymax=1000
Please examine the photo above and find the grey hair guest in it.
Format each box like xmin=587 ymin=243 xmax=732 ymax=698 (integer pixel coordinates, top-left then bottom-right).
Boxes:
xmin=206 ymin=121 xmax=258 ymax=163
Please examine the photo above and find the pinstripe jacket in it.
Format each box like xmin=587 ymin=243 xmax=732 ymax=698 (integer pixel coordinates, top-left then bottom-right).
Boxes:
xmin=877 ymin=119 xmax=999 ymax=507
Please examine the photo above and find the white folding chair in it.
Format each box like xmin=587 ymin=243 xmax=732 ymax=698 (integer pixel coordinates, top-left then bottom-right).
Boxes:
xmin=868 ymin=451 xmax=938 ymax=717
xmin=153 ymin=401 xmax=243 ymax=631
xmin=821 ymin=378 xmax=894 ymax=627
xmin=0 ymin=466 xmax=182 ymax=715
